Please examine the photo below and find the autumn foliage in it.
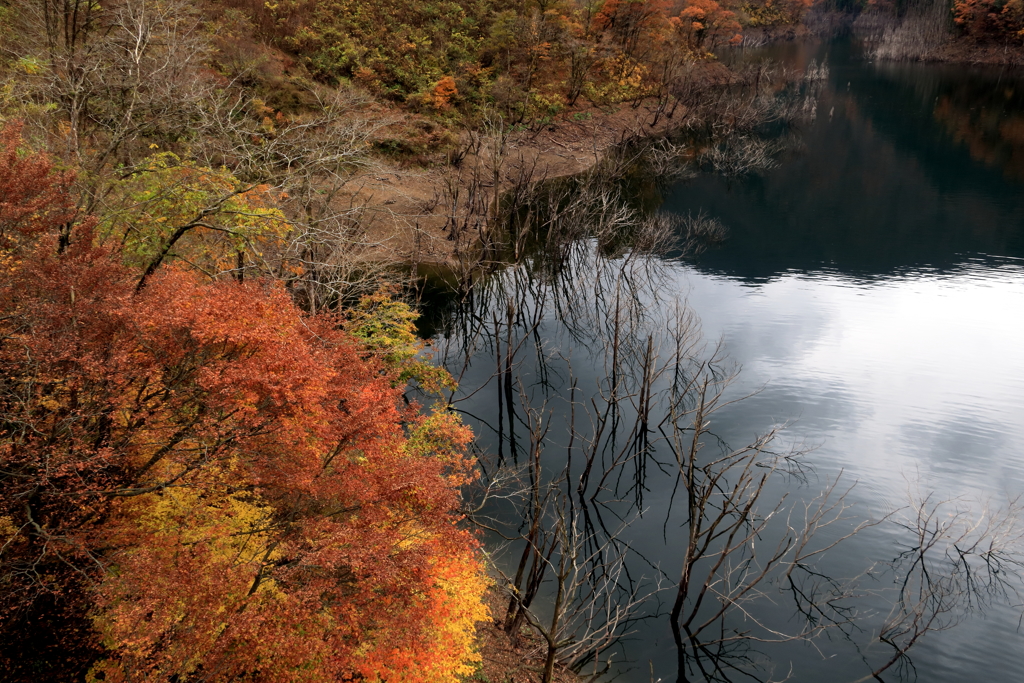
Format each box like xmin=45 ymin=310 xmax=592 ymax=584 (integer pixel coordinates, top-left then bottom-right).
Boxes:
xmin=427 ymin=76 xmax=460 ymax=110
xmin=674 ymin=0 xmax=743 ymax=50
xmin=0 ymin=121 xmax=80 ymax=253
xmin=209 ymin=0 xmax=790 ymax=122
xmin=0 ymin=123 xmax=488 ymax=680
xmin=953 ymin=0 xmax=1024 ymax=42
xmin=99 ymin=152 xmax=292 ymax=278
xmin=593 ymin=0 xmax=672 ymax=55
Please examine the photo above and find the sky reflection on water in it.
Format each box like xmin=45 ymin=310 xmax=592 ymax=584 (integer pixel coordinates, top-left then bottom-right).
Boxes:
xmin=672 ymin=262 xmax=1024 ymax=504
xmin=649 ymin=39 xmax=1024 ymax=678
xmin=432 ymin=37 xmax=1024 ymax=682
xmin=597 ymin=241 xmax=1024 ymax=681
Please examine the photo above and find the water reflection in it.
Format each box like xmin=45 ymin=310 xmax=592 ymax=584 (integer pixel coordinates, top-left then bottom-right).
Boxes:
xmin=679 ymin=43 xmax=1024 ymax=282
xmin=426 ymin=37 xmax=1024 ymax=683
xmin=676 ymin=265 xmax=1024 ymax=496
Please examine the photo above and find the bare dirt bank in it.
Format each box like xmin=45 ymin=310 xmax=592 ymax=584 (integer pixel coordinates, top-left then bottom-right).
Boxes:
xmin=342 ymin=95 xmax=720 ymax=270
xmin=921 ymin=39 xmax=1024 ymax=66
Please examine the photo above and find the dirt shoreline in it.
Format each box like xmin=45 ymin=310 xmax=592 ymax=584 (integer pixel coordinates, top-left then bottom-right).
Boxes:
xmin=347 ymin=97 xmax=705 ymax=271
xmin=913 ymin=39 xmax=1024 ymax=67
xmin=347 ymin=25 xmax=1024 ymax=276
xmin=472 ymin=586 xmax=585 ymax=683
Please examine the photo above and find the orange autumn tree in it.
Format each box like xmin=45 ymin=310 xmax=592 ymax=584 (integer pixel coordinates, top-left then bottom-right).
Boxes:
xmin=674 ymin=0 xmax=742 ymax=51
xmin=953 ymin=0 xmax=1024 ymax=43
xmin=0 ymin=122 xmax=489 ymax=682
xmin=592 ymin=0 xmax=672 ymax=59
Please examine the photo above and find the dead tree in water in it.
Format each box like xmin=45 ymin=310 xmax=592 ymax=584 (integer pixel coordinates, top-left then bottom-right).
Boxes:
xmin=663 ymin=355 xmax=872 ymax=682
xmin=440 ymin=151 xmax=1024 ymax=683
xmin=444 ymin=198 xmax=684 ymax=680
xmin=443 ymin=176 xmax=863 ymax=681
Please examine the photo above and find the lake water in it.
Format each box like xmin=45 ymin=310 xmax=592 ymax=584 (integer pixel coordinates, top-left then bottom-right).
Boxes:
xmin=427 ymin=38 xmax=1024 ymax=682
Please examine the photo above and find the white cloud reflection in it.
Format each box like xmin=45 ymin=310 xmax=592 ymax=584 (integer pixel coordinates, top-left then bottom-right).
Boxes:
xmin=673 ymin=260 xmax=1024 ymax=503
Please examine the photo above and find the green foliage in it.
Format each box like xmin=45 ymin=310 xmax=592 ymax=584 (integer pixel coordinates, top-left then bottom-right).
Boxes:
xmin=284 ymin=0 xmax=497 ymax=100
xmin=100 ymin=152 xmax=291 ymax=276
xmin=13 ymin=56 xmax=45 ymax=75
xmin=346 ymin=289 xmax=421 ymax=360
xmin=345 ymin=290 xmax=457 ymax=392
xmin=462 ymin=661 xmax=492 ymax=683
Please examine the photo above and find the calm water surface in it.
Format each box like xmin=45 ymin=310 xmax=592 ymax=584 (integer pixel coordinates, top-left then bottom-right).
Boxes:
xmin=431 ymin=38 xmax=1024 ymax=682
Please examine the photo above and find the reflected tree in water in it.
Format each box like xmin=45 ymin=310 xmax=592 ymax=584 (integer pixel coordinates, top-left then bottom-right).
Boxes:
xmin=421 ymin=99 xmax=1024 ymax=683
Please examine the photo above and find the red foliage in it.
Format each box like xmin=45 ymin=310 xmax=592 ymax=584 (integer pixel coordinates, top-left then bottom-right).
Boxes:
xmin=0 ymin=122 xmax=484 ymax=681
xmin=0 ymin=121 xmax=79 ymax=252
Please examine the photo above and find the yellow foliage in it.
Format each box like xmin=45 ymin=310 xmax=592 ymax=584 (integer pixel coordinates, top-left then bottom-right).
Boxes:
xmin=375 ymin=524 xmax=491 ymax=681
xmin=0 ymin=515 xmax=20 ymax=544
xmin=100 ymin=152 xmax=292 ymax=278
xmin=345 ymin=290 xmax=457 ymax=393
xmin=421 ymin=551 xmax=491 ymax=680
xmin=126 ymin=459 xmax=281 ymax=581
xmin=585 ymin=55 xmax=655 ymax=104
xmin=88 ymin=459 xmax=285 ymax=678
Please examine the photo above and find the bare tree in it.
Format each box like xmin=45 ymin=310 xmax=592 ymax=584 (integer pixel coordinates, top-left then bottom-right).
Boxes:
xmin=439 ymin=172 xmax=886 ymax=683
xmin=196 ymin=84 xmax=403 ymax=308
xmin=8 ymin=0 xmax=211 ymax=186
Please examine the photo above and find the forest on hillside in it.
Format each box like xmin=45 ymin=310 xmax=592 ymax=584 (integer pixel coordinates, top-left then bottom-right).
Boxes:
xmin=2 ymin=0 xmax=1024 ymax=681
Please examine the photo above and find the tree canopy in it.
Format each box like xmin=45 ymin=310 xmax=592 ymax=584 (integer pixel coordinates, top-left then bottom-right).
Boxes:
xmin=0 ymin=121 xmax=488 ymax=682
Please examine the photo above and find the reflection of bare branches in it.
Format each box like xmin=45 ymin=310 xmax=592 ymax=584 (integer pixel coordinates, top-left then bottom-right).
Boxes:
xmin=437 ymin=213 xmax=704 ymax=678
xmin=639 ymin=63 xmax=825 ymax=186
xmin=701 ymin=135 xmax=782 ymax=176
xmin=675 ymin=61 xmax=818 ymax=137
xmin=434 ymin=133 xmax=1024 ymax=683
xmin=660 ymin=346 xmax=877 ymax=683
xmin=495 ymin=495 xmax=663 ymax=683
xmin=443 ymin=224 xmax=869 ymax=680
xmin=803 ymin=58 xmax=830 ymax=83
xmin=667 ymin=212 xmax=728 ymax=257
xmin=864 ymin=490 xmax=1024 ymax=680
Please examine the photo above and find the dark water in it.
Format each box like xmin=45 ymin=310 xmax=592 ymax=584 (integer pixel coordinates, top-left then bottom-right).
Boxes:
xmin=430 ymin=38 xmax=1024 ymax=682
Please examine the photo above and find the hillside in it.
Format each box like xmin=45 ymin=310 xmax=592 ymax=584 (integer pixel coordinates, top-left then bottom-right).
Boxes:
xmin=2 ymin=0 xmax=1020 ymax=680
